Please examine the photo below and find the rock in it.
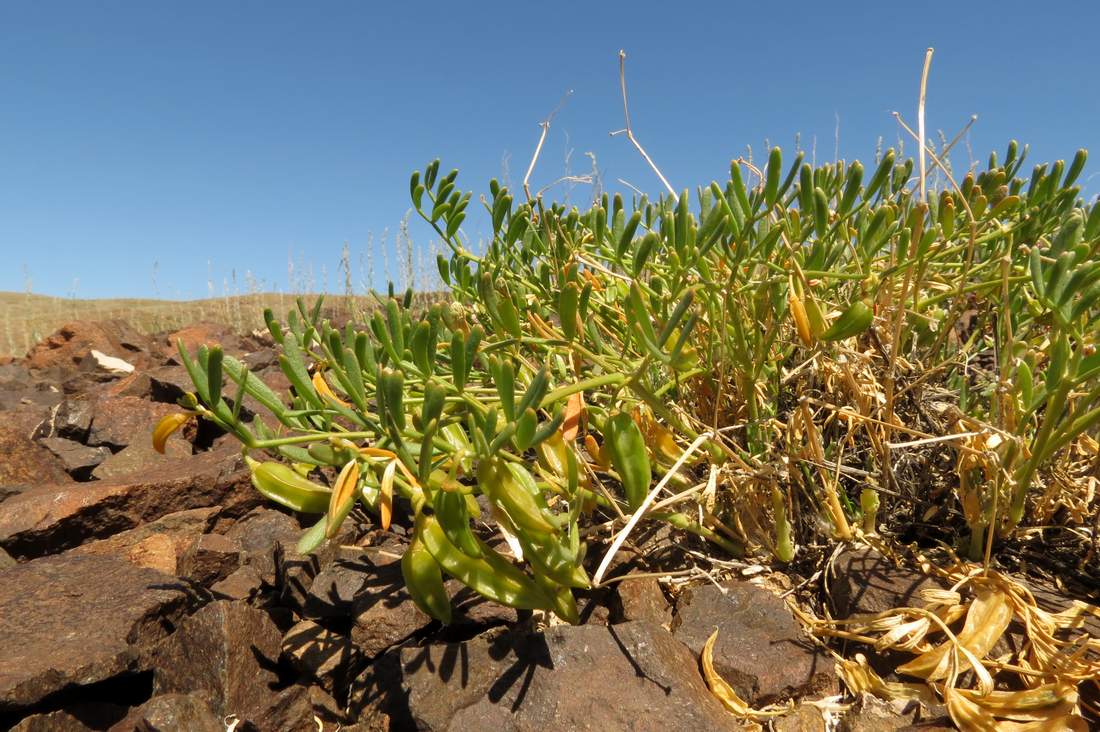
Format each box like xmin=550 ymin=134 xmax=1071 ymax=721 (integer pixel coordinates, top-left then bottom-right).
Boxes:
xmin=225 ymin=507 xmax=304 ymax=584
xmin=0 ymin=547 xmax=15 ymax=570
xmin=107 ymin=694 xmax=222 ymax=732
xmin=774 ymin=704 xmax=827 ymax=732
xmin=38 ymin=437 xmax=112 ymax=480
xmin=0 ymin=363 xmax=61 ymax=412
xmin=25 ymin=321 xmax=152 ymax=375
xmin=85 ymin=396 xmax=178 ymax=450
xmin=222 ymin=508 xmax=351 ymax=613
xmin=0 ymin=554 xmax=192 ymax=711
xmin=355 ymin=622 xmax=743 ymax=731
xmin=151 ymin=601 xmax=313 ymax=731
xmin=210 ymin=565 xmax=265 ymax=602
xmin=0 ymin=447 xmax=257 ymax=560
xmin=68 ymin=508 xmax=219 ymax=574
xmin=137 ymin=365 xmax=193 ymax=404
xmin=827 ymin=547 xmax=943 ymax=618
xmin=91 ymin=434 xmax=190 ymax=481
xmin=615 ymin=576 xmax=672 ymax=626
xmin=843 ymin=693 xmax=953 ymax=731
xmin=1 ymin=483 xmax=32 ymax=505
xmin=449 ymin=584 xmax=521 ymax=628
xmin=9 ymin=710 xmax=94 ymax=731
xmin=39 ymin=399 xmax=95 ymax=441
xmin=88 ymin=350 xmax=134 ymax=376
xmin=672 ymin=580 xmax=836 ymax=704
xmin=0 ymin=424 xmax=72 ymax=486
xmin=348 ymin=545 xmax=436 ymax=659
xmin=282 ymin=620 xmax=359 ymax=690
xmin=178 ymin=533 xmax=241 ymax=586
xmin=163 ymin=323 xmax=248 ymax=361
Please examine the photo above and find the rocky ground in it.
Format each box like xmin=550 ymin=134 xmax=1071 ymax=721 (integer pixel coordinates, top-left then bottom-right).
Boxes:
xmin=0 ymin=319 xmax=1031 ymax=731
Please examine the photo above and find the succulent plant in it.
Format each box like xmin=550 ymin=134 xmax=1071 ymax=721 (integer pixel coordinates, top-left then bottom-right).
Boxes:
xmin=160 ymin=143 xmax=1099 ymax=621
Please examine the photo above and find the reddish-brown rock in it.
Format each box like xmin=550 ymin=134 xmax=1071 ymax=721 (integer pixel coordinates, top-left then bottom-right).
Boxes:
xmin=0 ymin=447 xmax=257 ymax=559
xmin=150 ymin=601 xmax=314 ymax=731
xmin=178 ymin=532 xmax=241 ymax=586
xmin=68 ymin=508 xmax=220 ymax=574
xmin=354 ymin=622 xmax=743 ymax=731
xmin=827 ymin=546 xmax=943 ymax=618
xmin=38 ymin=437 xmax=111 ymax=480
xmin=91 ymin=432 xmax=191 ymax=481
xmin=163 ymin=323 xmax=249 ymax=361
xmin=0 ymin=424 xmax=71 ymax=486
xmin=0 ymin=554 xmax=192 ymax=711
xmin=672 ymin=580 xmax=837 ymax=704
xmin=107 ymin=694 xmax=222 ymax=732
xmin=282 ymin=620 xmax=359 ymax=691
xmin=85 ymin=396 xmax=178 ymax=450
xmin=25 ymin=321 xmax=152 ymax=375
xmin=615 ymin=575 xmax=673 ymax=626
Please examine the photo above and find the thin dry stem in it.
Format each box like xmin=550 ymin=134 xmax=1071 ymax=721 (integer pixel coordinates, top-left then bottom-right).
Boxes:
xmin=609 ymin=50 xmax=676 ymax=199
xmin=918 ymin=48 xmax=934 ymax=202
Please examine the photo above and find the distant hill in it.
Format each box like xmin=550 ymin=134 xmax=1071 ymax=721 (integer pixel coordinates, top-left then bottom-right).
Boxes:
xmin=0 ymin=291 xmax=444 ymax=358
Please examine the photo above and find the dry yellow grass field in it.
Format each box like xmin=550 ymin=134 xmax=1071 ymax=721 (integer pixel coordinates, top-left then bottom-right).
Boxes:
xmin=0 ymin=291 xmax=396 ymax=358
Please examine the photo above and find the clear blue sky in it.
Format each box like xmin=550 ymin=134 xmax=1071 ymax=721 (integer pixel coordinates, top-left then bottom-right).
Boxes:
xmin=2 ymin=1 xmax=1098 ymax=299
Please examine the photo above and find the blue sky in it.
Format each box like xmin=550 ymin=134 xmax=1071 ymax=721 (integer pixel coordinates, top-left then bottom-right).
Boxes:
xmin=2 ymin=1 xmax=1097 ymax=299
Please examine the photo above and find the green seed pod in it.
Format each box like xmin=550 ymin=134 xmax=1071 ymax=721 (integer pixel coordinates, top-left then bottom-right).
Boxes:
xmin=864 ymin=149 xmax=896 ymax=200
xmin=435 ymin=487 xmax=483 ymax=559
xmin=559 ymin=282 xmax=580 ymax=341
xmin=381 ymin=368 xmax=406 ymax=431
xmin=859 ymin=488 xmax=879 ymax=534
xmin=813 ymin=187 xmax=829 ymax=237
xmin=821 ymin=299 xmax=873 ymax=341
xmin=838 ymin=161 xmax=863 ymax=216
xmin=410 ymin=320 xmax=433 ymax=376
xmin=496 ymin=359 xmax=516 ymax=421
xmin=478 ymin=456 xmax=556 ymax=535
xmin=402 ymin=534 xmax=453 ymax=623
xmin=772 ymin=487 xmax=795 ymax=562
xmin=513 ymin=407 xmax=538 ymax=452
xmin=263 ymin=309 xmax=284 ymax=344
xmin=495 ymin=289 xmax=523 ymax=340
xmin=204 ymin=347 xmax=223 ymax=407
xmin=416 ymin=512 xmax=552 ymax=611
xmin=1051 ymin=210 xmax=1084 ymax=256
xmin=1016 ymin=360 xmax=1034 ymax=411
xmin=247 ymin=457 xmax=332 ymax=514
xmin=516 ymin=367 xmax=549 ymax=415
xmin=616 ymin=210 xmax=642 ymax=261
xmin=604 ymin=412 xmax=652 ymax=511
xmin=385 ymin=299 xmax=405 ymax=358
xmin=1046 ymin=332 xmax=1070 ymax=392
xmin=1029 ymin=247 xmax=1047 ymax=299
xmin=1045 ymin=251 xmax=1075 ymax=304
xmin=764 ymin=146 xmax=783 ymax=209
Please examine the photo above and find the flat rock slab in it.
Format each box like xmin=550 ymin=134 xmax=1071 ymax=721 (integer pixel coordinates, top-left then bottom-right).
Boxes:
xmin=25 ymin=321 xmax=152 ymax=376
xmin=85 ymin=396 xmax=178 ymax=450
xmin=151 ymin=601 xmax=314 ymax=731
xmin=38 ymin=437 xmax=111 ymax=480
xmin=107 ymin=694 xmax=223 ymax=732
xmin=356 ymin=621 xmax=743 ymax=731
xmin=0 ymin=424 xmax=71 ymax=486
xmin=672 ymin=580 xmax=836 ymax=704
xmin=0 ymin=447 xmax=257 ymax=559
xmin=91 ymin=433 xmax=191 ymax=481
xmin=827 ymin=546 xmax=943 ymax=618
xmin=0 ymin=554 xmax=192 ymax=711
xmin=68 ymin=507 xmax=220 ymax=575
xmin=9 ymin=709 xmax=95 ymax=731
